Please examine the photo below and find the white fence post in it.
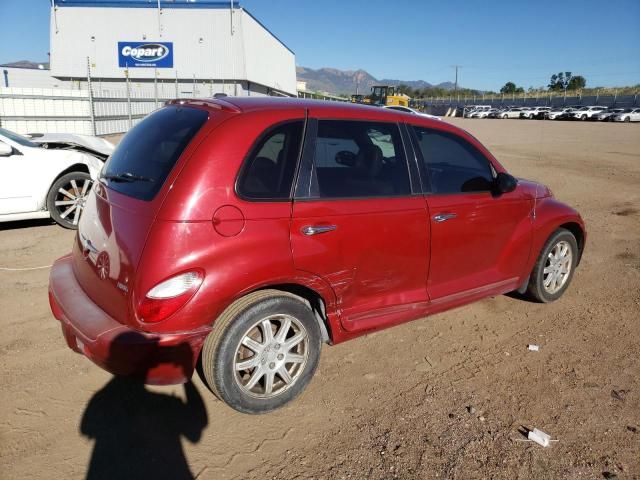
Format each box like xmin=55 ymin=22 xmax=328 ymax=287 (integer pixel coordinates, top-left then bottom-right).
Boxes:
xmin=125 ymin=68 xmax=132 ymax=129
xmin=86 ymin=57 xmax=96 ymax=136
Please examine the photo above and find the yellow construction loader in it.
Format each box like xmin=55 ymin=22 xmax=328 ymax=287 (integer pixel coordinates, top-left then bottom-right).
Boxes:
xmin=368 ymin=85 xmax=410 ymax=107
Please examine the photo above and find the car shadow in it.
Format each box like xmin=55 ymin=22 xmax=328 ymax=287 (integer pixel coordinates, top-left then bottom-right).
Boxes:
xmin=80 ymin=334 xmax=208 ymax=480
xmin=0 ymin=218 xmax=55 ymax=231
xmin=504 ymin=290 xmax=538 ymax=303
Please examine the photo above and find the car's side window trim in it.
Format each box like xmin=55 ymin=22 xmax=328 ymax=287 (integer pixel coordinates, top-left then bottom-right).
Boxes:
xmin=235 ymin=118 xmax=307 ymax=203
xmin=294 ymin=117 xmax=420 ymax=201
xmin=398 ymin=122 xmax=423 ymax=195
xmin=409 ymin=124 xmax=497 ymax=196
xmin=293 ymin=116 xmax=317 ymax=200
xmin=406 ymin=123 xmax=433 ymax=194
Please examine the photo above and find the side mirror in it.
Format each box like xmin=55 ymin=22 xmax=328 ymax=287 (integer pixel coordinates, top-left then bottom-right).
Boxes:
xmin=0 ymin=142 xmax=13 ymax=156
xmin=494 ymin=172 xmax=517 ymax=194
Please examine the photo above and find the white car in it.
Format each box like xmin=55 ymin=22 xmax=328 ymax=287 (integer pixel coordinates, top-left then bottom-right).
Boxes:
xmin=498 ymin=107 xmax=523 ymax=119
xmin=519 ymin=107 xmax=551 ymax=119
xmin=382 ymin=105 xmax=441 ymax=120
xmin=472 ymin=108 xmax=499 ymax=119
xmin=463 ymin=105 xmax=491 ymax=118
xmin=0 ymin=128 xmax=104 ymax=228
xmin=595 ymin=108 xmax=624 ymax=121
xmin=547 ymin=107 xmax=575 ymax=120
xmin=611 ymin=108 xmax=640 ymax=122
xmin=571 ymin=106 xmax=607 ymax=121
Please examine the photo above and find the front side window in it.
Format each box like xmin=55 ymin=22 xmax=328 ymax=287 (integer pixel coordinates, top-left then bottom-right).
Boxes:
xmin=412 ymin=127 xmax=494 ymax=194
xmin=312 ymin=120 xmax=411 ymax=198
xmin=237 ymin=120 xmax=304 ymax=200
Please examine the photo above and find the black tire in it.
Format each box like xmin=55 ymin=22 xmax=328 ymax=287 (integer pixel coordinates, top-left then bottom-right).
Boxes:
xmin=581 ymin=114 xmax=587 ymax=121
xmin=47 ymin=171 xmax=93 ymax=229
xmin=201 ymin=290 xmax=322 ymax=414
xmin=624 ymin=116 xmax=630 ymax=123
xmin=525 ymin=228 xmax=579 ymax=303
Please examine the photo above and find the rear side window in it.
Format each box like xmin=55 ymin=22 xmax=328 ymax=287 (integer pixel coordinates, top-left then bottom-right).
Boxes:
xmin=102 ymin=106 xmax=208 ymax=201
xmin=312 ymin=120 xmax=411 ymax=198
xmin=237 ymin=121 xmax=304 ymax=200
xmin=412 ymin=127 xmax=494 ymax=194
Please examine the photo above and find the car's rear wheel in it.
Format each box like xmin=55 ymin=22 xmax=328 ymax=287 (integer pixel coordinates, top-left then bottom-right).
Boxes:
xmin=525 ymin=228 xmax=578 ymax=303
xmin=201 ymin=290 xmax=322 ymax=414
xmin=47 ymin=171 xmax=93 ymax=229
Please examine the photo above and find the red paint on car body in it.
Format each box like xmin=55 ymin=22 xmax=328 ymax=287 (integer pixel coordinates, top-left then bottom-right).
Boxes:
xmin=48 ymin=97 xmax=586 ymax=384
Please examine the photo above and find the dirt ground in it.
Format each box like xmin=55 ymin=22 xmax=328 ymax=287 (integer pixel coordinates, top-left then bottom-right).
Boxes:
xmin=1 ymin=118 xmax=638 ymax=480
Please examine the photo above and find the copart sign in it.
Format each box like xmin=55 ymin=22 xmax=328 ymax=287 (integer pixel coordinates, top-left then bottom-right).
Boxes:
xmin=118 ymin=42 xmax=173 ymax=68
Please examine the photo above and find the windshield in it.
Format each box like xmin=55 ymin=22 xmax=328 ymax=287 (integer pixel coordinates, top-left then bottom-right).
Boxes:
xmin=102 ymin=106 xmax=209 ymax=201
xmin=0 ymin=128 xmax=39 ymax=148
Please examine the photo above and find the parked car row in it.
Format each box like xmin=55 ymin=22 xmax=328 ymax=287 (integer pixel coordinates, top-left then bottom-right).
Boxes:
xmin=463 ymin=105 xmax=640 ymax=122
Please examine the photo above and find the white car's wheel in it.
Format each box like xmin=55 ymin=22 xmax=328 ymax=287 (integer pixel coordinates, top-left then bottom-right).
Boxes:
xmin=47 ymin=171 xmax=93 ymax=229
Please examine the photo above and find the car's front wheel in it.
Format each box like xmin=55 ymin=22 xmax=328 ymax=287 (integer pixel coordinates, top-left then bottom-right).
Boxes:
xmin=201 ymin=290 xmax=322 ymax=414
xmin=47 ymin=171 xmax=93 ymax=229
xmin=526 ymin=228 xmax=579 ymax=303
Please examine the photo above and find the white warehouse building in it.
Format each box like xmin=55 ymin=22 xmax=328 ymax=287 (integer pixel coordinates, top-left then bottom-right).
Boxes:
xmin=50 ymin=0 xmax=297 ymax=97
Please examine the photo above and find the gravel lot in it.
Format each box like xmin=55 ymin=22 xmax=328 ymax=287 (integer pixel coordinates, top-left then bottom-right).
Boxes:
xmin=1 ymin=118 xmax=638 ymax=479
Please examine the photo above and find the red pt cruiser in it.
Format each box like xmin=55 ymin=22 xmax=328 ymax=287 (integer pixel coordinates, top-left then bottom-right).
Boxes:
xmin=49 ymin=98 xmax=586 ymax=413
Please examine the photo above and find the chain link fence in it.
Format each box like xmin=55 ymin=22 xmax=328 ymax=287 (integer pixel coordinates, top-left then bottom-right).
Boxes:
xmin=0 ymin=58 xmax=260 ymax=136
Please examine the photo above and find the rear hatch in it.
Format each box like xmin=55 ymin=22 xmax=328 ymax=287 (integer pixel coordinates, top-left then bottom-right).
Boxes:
xmin=71 ymin=104 xmax=220 ymax=326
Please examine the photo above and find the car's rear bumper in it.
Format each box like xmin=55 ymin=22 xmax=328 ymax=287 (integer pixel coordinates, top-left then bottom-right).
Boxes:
xmin=48 ymin=255 xmax=209 ymax=385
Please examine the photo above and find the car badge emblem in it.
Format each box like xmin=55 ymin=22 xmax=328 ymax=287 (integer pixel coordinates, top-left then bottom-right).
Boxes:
xmin=96 ymin=252 xmax=110 ymax=280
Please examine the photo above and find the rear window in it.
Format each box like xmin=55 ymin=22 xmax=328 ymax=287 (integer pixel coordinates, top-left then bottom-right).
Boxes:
xmin=102 ymin=106 xmax=208 ymax=201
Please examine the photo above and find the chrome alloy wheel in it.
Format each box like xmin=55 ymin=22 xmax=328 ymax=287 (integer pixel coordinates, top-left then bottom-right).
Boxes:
xmin=233 ymin=314 xmax=309 ymax=398
xmin=543 ymin=240 xmax=573 ymax=294
xmin=54 ymin=178 xmax=92 ymax=226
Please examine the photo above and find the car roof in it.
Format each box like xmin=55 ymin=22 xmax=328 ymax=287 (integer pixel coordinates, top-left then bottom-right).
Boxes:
xmin=169 ymin=96 xmax=451 ymax=126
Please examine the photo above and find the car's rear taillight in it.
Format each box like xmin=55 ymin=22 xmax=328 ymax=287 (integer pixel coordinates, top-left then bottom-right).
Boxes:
xmin=137 ymin=270 xmax=204 ymax=323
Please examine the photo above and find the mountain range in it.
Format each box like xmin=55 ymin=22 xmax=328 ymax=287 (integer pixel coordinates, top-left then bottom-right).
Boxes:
xmin=296 ymin=66 xmax=456 ymax=95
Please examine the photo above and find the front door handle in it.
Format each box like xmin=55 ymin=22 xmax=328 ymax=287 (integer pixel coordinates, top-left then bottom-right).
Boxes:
xmin=432 ymin=213 xmax=457 ymax=223
xmin=301 ymin=225 xmax=337 ymax=236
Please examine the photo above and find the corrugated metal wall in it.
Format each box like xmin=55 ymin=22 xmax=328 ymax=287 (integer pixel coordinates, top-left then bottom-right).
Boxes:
xmin=50 ymin=5 xmax=295 ymax=95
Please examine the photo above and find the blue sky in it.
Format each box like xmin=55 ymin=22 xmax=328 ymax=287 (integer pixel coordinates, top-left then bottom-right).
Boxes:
xmin=1 ymin=0 xmax=639 ymax=90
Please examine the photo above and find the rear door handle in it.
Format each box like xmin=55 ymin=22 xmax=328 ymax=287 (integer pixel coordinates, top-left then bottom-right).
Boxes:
xmin=301 ymin=225 xmax=337 ymax=236
xmin=432 ymin=213 xmax=457 ymax=223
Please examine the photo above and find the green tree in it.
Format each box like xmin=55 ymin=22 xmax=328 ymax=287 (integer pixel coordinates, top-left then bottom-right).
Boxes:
xmin=548 ymin=71 xmax=573 ymax=91
xmin=568 ymin=75 xmax=586 ymax=90
xmin=500 ymin=81 xmax=517 ymax=94
xmin=396 ymin=84 xmax=413 ymax=96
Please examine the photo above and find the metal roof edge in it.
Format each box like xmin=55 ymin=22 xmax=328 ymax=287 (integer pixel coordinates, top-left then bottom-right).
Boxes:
xmin=53 ymin=0 xmax=240 ymax=9
xmin=241 ymin=8 xmax=295 ymax=56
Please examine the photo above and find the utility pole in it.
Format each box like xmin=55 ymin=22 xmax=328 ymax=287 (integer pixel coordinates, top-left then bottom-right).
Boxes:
xmin=452 ymin=65 xmax=461 ymax=94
